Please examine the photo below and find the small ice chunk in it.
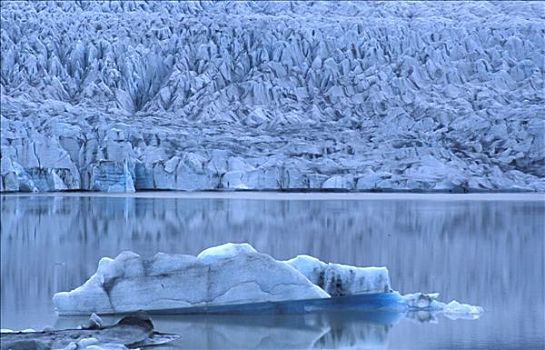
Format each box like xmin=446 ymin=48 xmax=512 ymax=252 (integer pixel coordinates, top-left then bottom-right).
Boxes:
xmin=442 ymin=300 xmax=484 ymax=320
xmin=402 ymin=292 xmax=483 ymax=319
xmin=86 ymin=313 xmax=103 ymax=329
xmin=64 ymin=340 xmax=129 ymax=350
xmin=77 ymin=337 xmax=99 ymax=347
xmin=64 ymin=343 xmax=78 ymax=350
xmin=402 ymin=292 xmax=443 ymax=310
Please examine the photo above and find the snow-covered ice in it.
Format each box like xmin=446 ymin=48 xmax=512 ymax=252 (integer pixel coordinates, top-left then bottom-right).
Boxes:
xmin=196 ymin=242 xmax=257 ymax=263
xmin=53 ymin=243 xmax=329 ymax=315
xmin=285 ymin=255 xmax=391 ymax=295
xmin=1 ymin=1 xmax=544 ymax=192
xmin=53 ymin=243 xmax=482 ymax=318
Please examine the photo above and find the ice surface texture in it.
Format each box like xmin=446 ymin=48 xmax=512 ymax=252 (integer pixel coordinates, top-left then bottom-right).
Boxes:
xmin=1 ymin=1 xmax=544 ymax=192
xmin=53 ymin=243 xmax=331 ymax=315
xmin=53 ymin=243 xmax=390 ymax=315
xmin=285 ymin=255 xmax=391 ymax=295
xmin=53 ymin=243 xmax=481 ymax=318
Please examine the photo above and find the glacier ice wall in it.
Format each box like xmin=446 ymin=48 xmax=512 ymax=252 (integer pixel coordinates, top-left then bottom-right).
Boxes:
xmin=1 ymin=1 xmax=544 ymax=192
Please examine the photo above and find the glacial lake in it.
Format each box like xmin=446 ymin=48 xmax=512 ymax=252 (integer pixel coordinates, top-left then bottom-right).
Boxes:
xmin=1 ymin=193 xmax=544 ymax=349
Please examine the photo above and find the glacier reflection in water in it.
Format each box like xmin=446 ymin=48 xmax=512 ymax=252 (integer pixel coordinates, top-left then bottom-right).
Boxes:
xmin=1 ymin=194 xmax=544 ymax=349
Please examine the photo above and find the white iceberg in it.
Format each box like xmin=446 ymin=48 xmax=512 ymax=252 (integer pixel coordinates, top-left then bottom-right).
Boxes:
xmin=53 ymin=243 xmax=482 ymax=319
xmin=442 ymin=300 xmax=485 ymax=320
xmin=54 ymin=243 xmax=330 ymax=315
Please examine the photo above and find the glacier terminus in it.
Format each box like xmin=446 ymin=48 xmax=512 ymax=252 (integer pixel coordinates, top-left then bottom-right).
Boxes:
xmin=1 ymin=1 xmax=544 ymax=193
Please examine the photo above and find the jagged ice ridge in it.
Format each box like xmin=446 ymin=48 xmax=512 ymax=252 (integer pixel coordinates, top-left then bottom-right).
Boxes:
xmin=1 ymin=1 xmax=544 ymax=192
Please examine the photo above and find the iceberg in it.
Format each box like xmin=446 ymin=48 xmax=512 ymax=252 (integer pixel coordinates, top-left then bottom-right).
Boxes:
xmin=54 ymin=243 xmax=329 ymax=315
xmin=53 ymin=243 xmax=482 ymax=319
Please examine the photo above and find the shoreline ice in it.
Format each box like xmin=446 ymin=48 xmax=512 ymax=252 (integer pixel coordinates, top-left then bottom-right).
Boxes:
xmin=0 ymin=314 xmax=178 ymax=350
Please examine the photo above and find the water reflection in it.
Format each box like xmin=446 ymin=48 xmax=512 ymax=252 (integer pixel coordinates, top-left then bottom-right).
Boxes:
xmin=1 ymin=194 xmax=544 ymax=349
xmin=56 ymin=311 xmax=402 ymax=349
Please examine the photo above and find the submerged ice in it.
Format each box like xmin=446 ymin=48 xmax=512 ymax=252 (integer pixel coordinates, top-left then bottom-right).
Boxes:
xmin=1 ymin=1 xmax=544 ymax=192
xmin=53 ymin=243 xmax=482 ymax=318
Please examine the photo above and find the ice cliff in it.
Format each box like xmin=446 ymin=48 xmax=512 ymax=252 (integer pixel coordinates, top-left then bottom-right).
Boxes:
xmin=1 ymin=1 xmax=544 ymax=192
xmin=53 ymin=243 xmax=482 ymax=318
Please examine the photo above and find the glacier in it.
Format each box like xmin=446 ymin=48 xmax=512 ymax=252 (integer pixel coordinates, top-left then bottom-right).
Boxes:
xmin=1 ymin=1 xmax=544 ymax=192
xmin=53 ymin=243 xmax=482 ymax=318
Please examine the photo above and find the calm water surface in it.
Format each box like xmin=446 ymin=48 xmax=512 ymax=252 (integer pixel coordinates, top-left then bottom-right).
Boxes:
xmin=1 ymin=193 xmax=544 ymax=349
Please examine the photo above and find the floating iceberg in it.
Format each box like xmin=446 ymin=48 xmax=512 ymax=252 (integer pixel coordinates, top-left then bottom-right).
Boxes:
xmin=53 ymin=243 xmax=482 ymax=319
xmin=54 ymin=243 xmax=329 ymax=315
